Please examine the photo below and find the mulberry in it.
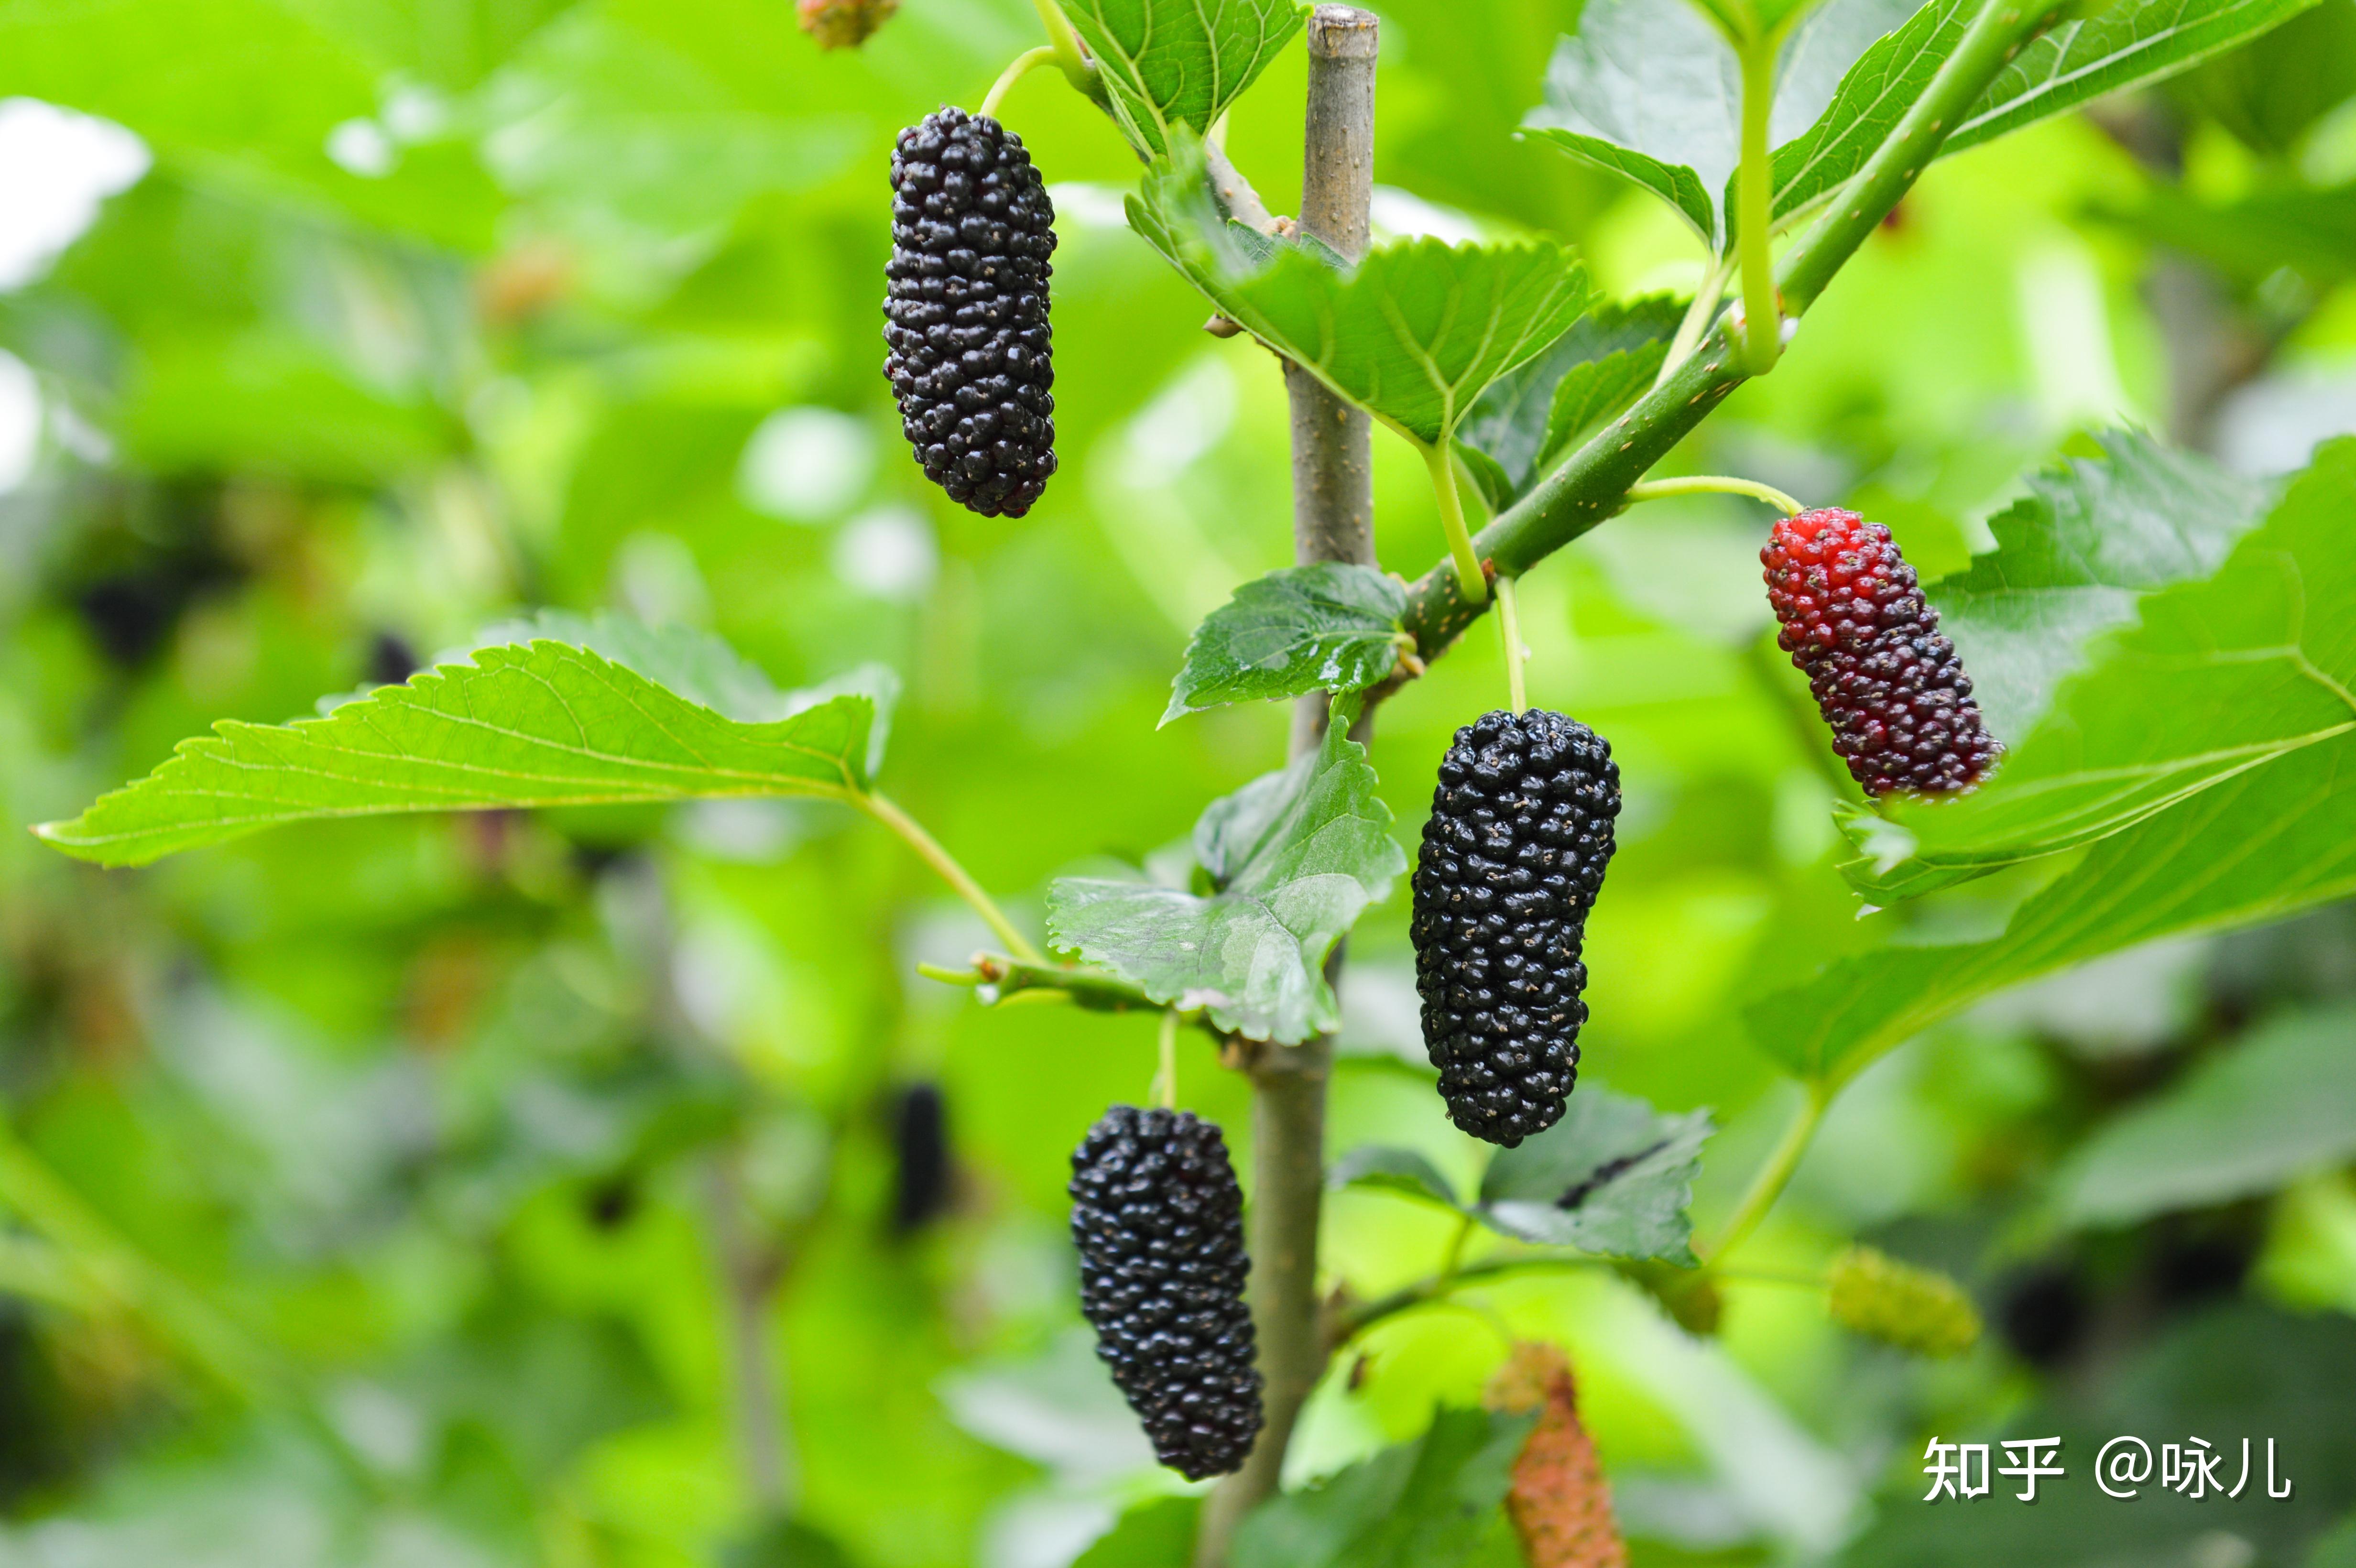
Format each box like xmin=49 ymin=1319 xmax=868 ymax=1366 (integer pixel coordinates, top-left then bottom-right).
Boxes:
xmin=1761 ymin=508 xmax=1997 ymax=795
xmin=1826 ymin=1245 xmax=1983 ymax=1358
xmin=888 ymin=1082 xmax=952 ymax=1234
xmin=798 ymin=0 xmax=897 ymax=48
xmin=1069 ymin=1106 xmax=1262 ymax=1479
xmin=1411 ymin=709 xmax=1619 ymax=1148
xmin=884 ymin=108 xmax=1057 ymax=517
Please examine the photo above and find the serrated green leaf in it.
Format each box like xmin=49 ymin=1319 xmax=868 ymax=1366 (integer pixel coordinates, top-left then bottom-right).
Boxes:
xmin=1928 ymin=430 xmax=2276 ymax=743
xmin=1537 ymin=345 xmax=1670 ymax=467
xmin=1058 ymin=0 xmax=1308 ymax=158
xmin=1749 ymin=729 xmax=2356 ymax=1087
xmin=1949 ymin=0 xmax=2329 ymax=153
xmin=1527 ymin=0 xmax=1925 ymax=247
xmin=1458 ymin=294 xmax=1684 ymax=502
xmin=1767 ymin=0 xmax=1973 ymax=226
xmin=35 ymin=621 xmax=889 ymax=866
xmin=1522 ymin=0 xmax=1736 ymax=246
xmin=1474 ymin=1089 xmax=1712 ymax=1265
xmin=1045 ymin=699 xmax=1405 ymax=1042
xmin=1771 ymin=0 xmax=2325 ymax=228
xmin=1527 ymin=126 xmax=1724 ymax=246
xmin=1837 ymin=438 xmax=2355 ymax=901
xmin=1230 ymin=1407 xmax=1533 ymax=1568
xmin=2056 ymin=1003 xmax=2356 ymax=1226
xmin=1163 ymin=564 xmax=1409 ymax=724
xmin=1330 ymin=1146 xmax=1465 ymax=1210
xmin=1128 ymin=139 xmax=1590 ymax=448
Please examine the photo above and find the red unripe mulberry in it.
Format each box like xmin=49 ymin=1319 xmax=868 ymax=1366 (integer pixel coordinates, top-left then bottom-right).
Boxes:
xmin=1761 ymin=508 xmax=1997 ymax=797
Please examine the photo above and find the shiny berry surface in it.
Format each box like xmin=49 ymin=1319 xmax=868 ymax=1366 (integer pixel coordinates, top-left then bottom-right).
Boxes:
xmin=884 ymin=108 xmax=1057 ymax=516
xmin=1410 ymin=709 xmax=1619 ymax=1148
xmin=1762 ymin=508 xmax=1997 ymax=796
xmin=1069 ymin=1106 xmax=1261 ymax=1479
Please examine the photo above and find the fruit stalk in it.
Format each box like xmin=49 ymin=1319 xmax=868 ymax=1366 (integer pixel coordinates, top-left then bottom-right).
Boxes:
xmin=980 ymin=44 xmax=1059 ymax=118
xmin=1195 ymin=10 xmax=1376 ymax=1562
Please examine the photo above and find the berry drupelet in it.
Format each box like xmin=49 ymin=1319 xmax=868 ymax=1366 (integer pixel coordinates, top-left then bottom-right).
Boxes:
xmin=1411 ymin=709 xmax=1620 ymax=1148
xmin=884 ymin=108 xmax=1057 ymax=517
xmin=1069 ymin=1106 xmax=1262 ymax=1479
xmin=1762 ymin=508 xmax=1998 ymax=796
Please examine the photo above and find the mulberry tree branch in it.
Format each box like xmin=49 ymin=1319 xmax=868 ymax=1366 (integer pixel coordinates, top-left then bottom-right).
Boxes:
xmin=1195 ymin=9 xmax=1378 ymax=1565
xmin=1385 ymin=0 xmax=2049 ymax=679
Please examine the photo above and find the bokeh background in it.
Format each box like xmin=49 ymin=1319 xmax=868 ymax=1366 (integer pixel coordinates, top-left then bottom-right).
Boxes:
xmin=1 ymin=0 xmax=2355 ymax=1564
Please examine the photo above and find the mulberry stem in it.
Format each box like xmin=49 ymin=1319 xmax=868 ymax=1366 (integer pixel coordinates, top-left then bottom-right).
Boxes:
xmin=1429 ymin=442 xmax=1488 ymax=606
xmin=1625 ymin=475 xmax=1801 ymax=516
xmin=1494 ymin=574 xmax=1528 ymax=715
xmin=860 ymin=793 xmax=1044 ymax=963
xmin=1334 ymin=1254 xmax=1610 ymax=1346
xmin=1151 ymin=1008 xmax=1179 ymax=1110
xmin=1734 ymin=31 xmax=1781 ymax=376
xmin=981 ymin=44 xmax=1059 ymax=118
xmin=1197 ymin=11 xmax=1376 ymax=1560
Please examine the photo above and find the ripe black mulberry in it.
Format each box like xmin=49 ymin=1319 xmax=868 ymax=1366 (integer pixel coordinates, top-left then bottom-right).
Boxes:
xmin=1761 ymin=508 xmax=1997 ymax=795
xmin=888 ymin=1081 xmax=952 ymax=1234
xmin=884 ymin=108 xmax=1057 ymax=517
xmin=1069 ymin=1106 xmax=1261 ymax=1479
xmin=1411 ymin=709 xmax=1619 ymax=1147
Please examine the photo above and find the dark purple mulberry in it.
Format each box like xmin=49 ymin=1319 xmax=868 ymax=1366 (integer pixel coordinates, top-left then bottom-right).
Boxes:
xmin=1762 ymin=508 xmax=1998 ymax=796
xmin=1411 ymin=709 xmax=1619 ymax=1148
xmin=888 ymin=1082 xmax=951 ymax=1234
xmin=1069 ymin=1106 xmax=1261 ymax=1479
xmin=884 ymin=108 xmax=1057 ymax=517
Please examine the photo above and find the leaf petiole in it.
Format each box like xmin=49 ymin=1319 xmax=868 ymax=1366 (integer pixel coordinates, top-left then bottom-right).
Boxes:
xmin=859 ymin=793 xmax=1045 ymax=963
xmin=1428 ymin=442 xmax=1488 ymax=606
xmin=1734 ymin=27 xmax=1782 ymax=375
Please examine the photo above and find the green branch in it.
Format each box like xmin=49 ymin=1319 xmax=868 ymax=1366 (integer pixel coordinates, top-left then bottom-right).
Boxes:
xmin=1329 ymin=1253 xmax=1609 ymax=1347
xmin=1383 ymin=0 xmax=2048 ymax=675
xmin=919 ymin=951 xmax=1233 ymax=1033
xmin=1427 ymin=443 xmax=1487 ymax=606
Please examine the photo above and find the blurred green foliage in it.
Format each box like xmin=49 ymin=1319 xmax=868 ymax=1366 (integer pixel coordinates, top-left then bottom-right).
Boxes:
xmin=0 ymin=0 xmax=2353 ymax=1565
